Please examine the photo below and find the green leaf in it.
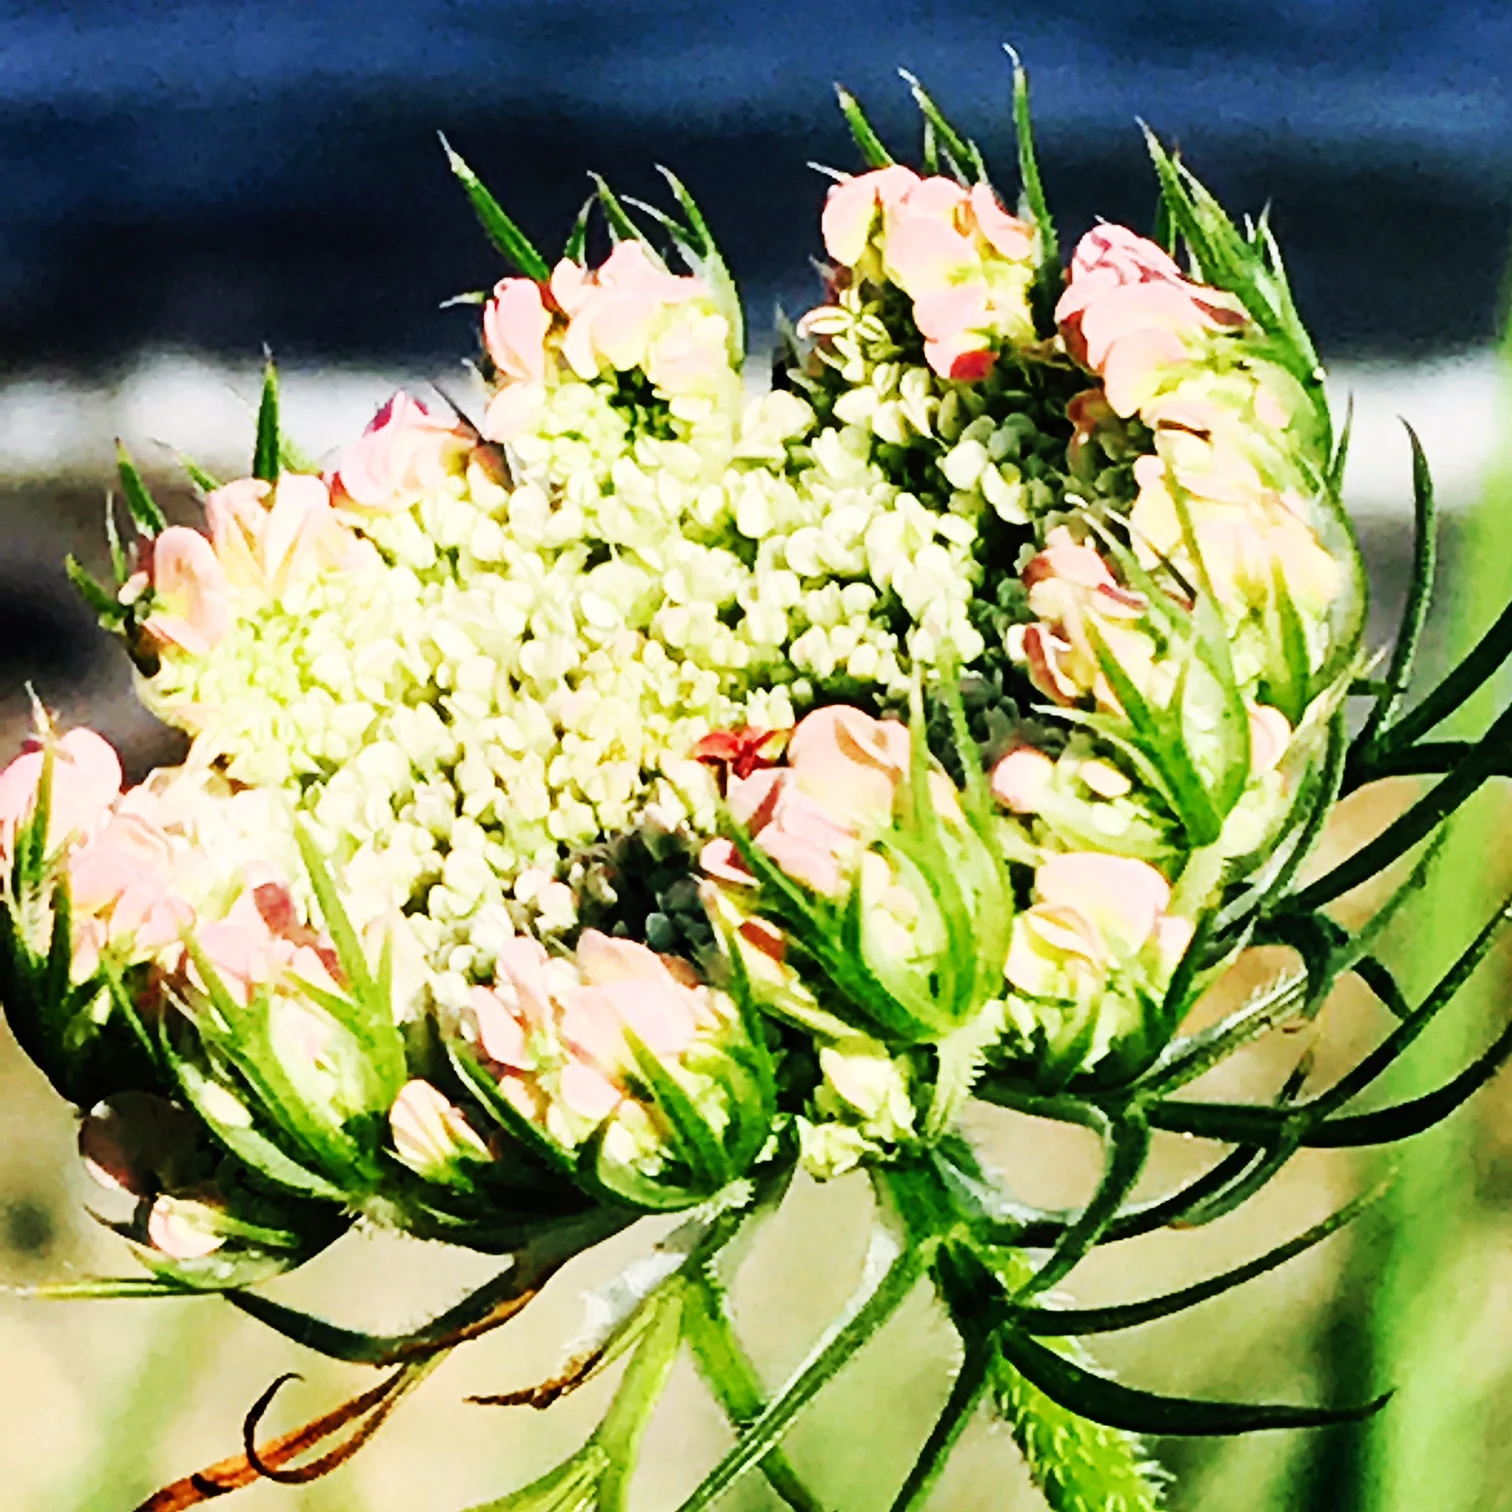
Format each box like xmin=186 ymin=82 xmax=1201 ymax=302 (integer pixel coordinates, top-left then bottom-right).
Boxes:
xmin=1006 ymin=46 xmax=1060 ymax=336
xmin=169 ymin=1052 xmax=348 ymax=1202
xmin=440 ymin=135 xmax=552 ymax=281
xmin=22 ymin=1275 xmax=200 ymax=1300
xmin=103 ymin=496 xmax=127 ymax=582
xmin=563 ymin=194 xmax=595 ymax=263
xmin=597 ymin=1288 xmax=686 ymax=1508
xmin=576 ymin=1122 xmax=706 ymax=1214
xmin=233 ymin=1211 xmax=622 ymax=1366
xmin=115 ymin=442 xmax=169 ymax=535
xmin=1311 ymin=892 xmax=1512 ymax=1119
xmin=1141 ymin=128 xmax=1321 ymax=400
xmin=177 ymin=453 xmax=222 ymax=494
xmin=920 ymin=117 xmax=940 ymax=177
xmin=1216 ymin=706 xmax=1347 ymax=928
xmin=898 ymin=72 xmax=985 ymax=182
xmin=1285 ymin=697 xmax=1512 ymax=913
xmin=65 ymin=555 xmax=124 ymax=623
xmin=625 ymin=1029 xmax=732 ymax=1195
xmin=1086 ymin=622 xmax=1223 ymax=844
xmin=1014 ymin=1112 xmax=1151 ymax=1299
xmin=1262 ymin=562 xmax=1312 ymax=727
xmin=1374 ymin=593 xmax=1512 ymax=757
xmin=674 ymin=1243 xmax=927 ymax=1511
xmin=888 ymin=1342 xmax=991 ymax=1512
xmin=994 ymin=1327 xmax=1389 ymax=1435
xmin=1307 ymin=1011 xmax=1512 ymax=1148
xmin=1354 ymin=421 xmax=1437 ymax=759
xmin=834 ymin=85 xmax=895 ymax=168
xmin=252 ymin=356 xmax=281 ymax=483
xmin=657 ymin=166 xmax=744 ymax=361
xmin=1010 ymin=1185 xmax=1384 ymax=1338
xmin=448 ymin=1043 xmax=576 ymax=1178
xmin=293 ymin=826 xmax=405 ymax=1097
xmin=1326 ymin=392 xmax=1353 ymax=497
xmin=589 ymin=174 xmax=664 ymax=261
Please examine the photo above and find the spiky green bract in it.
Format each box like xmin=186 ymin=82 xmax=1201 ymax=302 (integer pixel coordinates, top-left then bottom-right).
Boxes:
xmin=990 ymin=1337 xmax=1165 ymax=1512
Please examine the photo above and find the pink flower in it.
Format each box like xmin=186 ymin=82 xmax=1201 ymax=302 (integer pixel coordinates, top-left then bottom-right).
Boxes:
xmin=557 ymin=931 xmax=714 ymax=1118
xmin=0 ymin=727 xmax=122 ymax=865
xmin=1006 ymin=852 xmax=1192 ymax=1002
xmin=330 ymin=392 xmax=472 ymax=513
xmin=990 ymin=746 xmax=1056 ymax=814
xmin=820 ymin=165 xmax=922 ymax=267
xmin=1016 ymin=527 xmax=1155 ymax=711
xmin=714 ymin=708 xmax=910 ymax=897
xmin=1056 ymin=225 xmax=1186 ymax=339
xmin=483 ymin=277 xmax=553 ymax=385
xmin=67 ymin=809 xmax=192 ymax=978
xmin=390 ymin=1079 xmax=490 ymax=1178
xmin=558 ymin=243 xmax=713 ymax=385
xmin=1057 ymin=225 xmax=1247 ymax=414
xmin=966 ymin=183 xmax=1035 ymax=260
xmin=1129 ymin=454 xmax=1341 ymax=617
xmin=787 ymin=705 xmax=911 ymax=828
xmin=80 ymin=1092 xmax=227 ymax=1260
xmin=206 ymin=474 xmax=358 ymax=600
xmin=135 ymin=527 xmax=231 ymax=655
xmin=191 ymin=872 xmax=342 ymax=1008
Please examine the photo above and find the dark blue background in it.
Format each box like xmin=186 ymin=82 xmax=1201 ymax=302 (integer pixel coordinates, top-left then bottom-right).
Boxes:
xmin=3 ymin=0 xmax=1509 ymax=366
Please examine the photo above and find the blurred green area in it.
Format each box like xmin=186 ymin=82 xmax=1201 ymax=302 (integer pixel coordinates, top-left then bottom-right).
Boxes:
xmin=4 ymin=377 xmax=1512 ymax=1512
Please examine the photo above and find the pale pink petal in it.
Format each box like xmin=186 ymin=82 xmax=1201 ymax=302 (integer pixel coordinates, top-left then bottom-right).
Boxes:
xmin=483 ymin=278 xmax=553 ymax=383
xmin=548 ymin=259 xmax=592 ymax=316
xmin=699 ymin=837 xmax=754 ymax=887
xmin=967 ymin=183 xmax=1034 ymax=260
xmin=468 ymin=986 xmax=530 ymax=1068
xmin=883 ymin=214 xmax=977 ymax=297
xmin=584 ymin=292 xmax=660 ymax=371
xmin=142 ymin=527 xmax=231 ymax=654
xmin=899 ymin=176 xmax=969 ymax=224
xmin=559 ymin=1059 xmax=623 ymax=1119
xmin=574 ymin=930 xmax=668 ymax=985
xmin=821 ymin=166 xmax=920 ymax=266
xmin=990 ymin=747 xmax=1056 ymax=813
xmin=727 ymin=766 xmax=787 ymax=831
xmin=482 ymin=381 xmax=546 ymax=442
xmin=1248 ymin=704 xmax=1292 ymax=775
xmin=1035 ymin=853 xmax=1171 ymax=956
xmin=495 ymin=935 xmax=554 ymax=1028
xmin=911 ymin=283 xmax=990 ymax=343
xmin=1100 ymin=325 xmax=1190 ymax=416
xmin=1078 ymin=282 xmax=1211 ymax=372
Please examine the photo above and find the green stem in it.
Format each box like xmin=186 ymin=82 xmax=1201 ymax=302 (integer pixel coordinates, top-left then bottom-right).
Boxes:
xmin=878 ymin=1160 xmax=1164 ymax=1512
xmin=682 ymin=1275 xmax=830 ymax=1512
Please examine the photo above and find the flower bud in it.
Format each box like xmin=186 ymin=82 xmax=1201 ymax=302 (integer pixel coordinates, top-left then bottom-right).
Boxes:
xmin=1004 ymin=852 xmax=1193 ymax=1073
xmin=389 ymin=1078 xmax=492 ymax=1184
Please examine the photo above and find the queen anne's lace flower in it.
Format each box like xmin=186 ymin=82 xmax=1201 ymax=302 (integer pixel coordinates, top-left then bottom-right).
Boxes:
xmin=9 ymin=128 xmax=1361 ymax=1298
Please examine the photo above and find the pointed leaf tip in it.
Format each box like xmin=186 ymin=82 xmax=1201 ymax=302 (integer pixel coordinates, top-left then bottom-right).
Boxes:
xmin=253 ymin=358 xmax=281 ymax=483
xmin=442 ymin=134 xmax=552 ymax=282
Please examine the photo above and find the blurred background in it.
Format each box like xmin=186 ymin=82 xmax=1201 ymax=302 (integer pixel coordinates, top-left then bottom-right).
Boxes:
xmin=3 ymin=1 xmax=1512 ymax=1508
